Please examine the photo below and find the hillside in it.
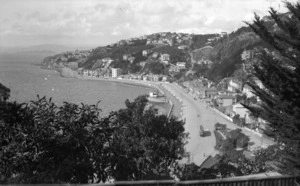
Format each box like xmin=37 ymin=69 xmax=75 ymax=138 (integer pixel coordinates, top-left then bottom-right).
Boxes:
xmin=40 ymin=13 xmax=287 ymax=83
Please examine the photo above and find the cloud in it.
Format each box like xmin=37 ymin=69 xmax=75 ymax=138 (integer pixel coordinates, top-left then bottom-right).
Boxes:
xmin=0 ymin=0 xmax=299 ymax=47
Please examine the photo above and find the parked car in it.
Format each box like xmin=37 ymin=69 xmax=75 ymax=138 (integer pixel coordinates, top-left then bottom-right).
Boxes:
xmin=200 ymin=125 xmax=205 ymax=137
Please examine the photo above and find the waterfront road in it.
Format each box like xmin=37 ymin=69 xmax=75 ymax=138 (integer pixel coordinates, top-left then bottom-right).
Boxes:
xmin=161 ymin=82 xmax=274 ymax=166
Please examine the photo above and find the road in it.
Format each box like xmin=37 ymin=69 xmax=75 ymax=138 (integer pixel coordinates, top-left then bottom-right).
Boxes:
xmin=160 ymin=82 xmax=274 ymax=166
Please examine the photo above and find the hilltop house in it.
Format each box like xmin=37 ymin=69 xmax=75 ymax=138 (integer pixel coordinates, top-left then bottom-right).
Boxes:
xmin=160 ymin=53 xmax=170 ymax=61
xmin=102 ymin=57 xmax=113 ymax=63
xmin=139 ymin=61 xmax=147 ymax=67
xmin=152 ymin=52 xmax=159 ymax=59
xmin=178 ymin=45 xmax=188 ymax=50
xmin=123 ymin=54 xmax=130 ymax=61
xmin=176 ymin=62 xmax=186 ymax=69
xmin=169 ymin=64 xmax=181 ymax=73
xmin=128 ymin=56 xmax=135 ymax=63
xmin=142 ymin=50 xmax=149 ymax=57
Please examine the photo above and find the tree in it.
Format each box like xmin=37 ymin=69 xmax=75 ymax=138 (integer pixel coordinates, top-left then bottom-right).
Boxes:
xmin=0 ymin=96 xmax=112 ymax=183
xmin=0 ymin=95 xmax=188 ymax=183
xmin=0 ymin=83 xmax=10 ymax=102
xmin=107 ymin=95 xmax=188 ymax=181
xmin=244 ymin=2 xmax=300 ymax=174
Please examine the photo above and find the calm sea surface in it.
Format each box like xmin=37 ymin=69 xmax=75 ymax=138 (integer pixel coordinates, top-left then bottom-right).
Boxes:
xmin=0 ymin=53 xmax=156 ymax=116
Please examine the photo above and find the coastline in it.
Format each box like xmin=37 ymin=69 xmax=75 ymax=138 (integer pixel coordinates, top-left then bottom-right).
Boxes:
xmin=77 ymin=76 xmax=182 ymax=117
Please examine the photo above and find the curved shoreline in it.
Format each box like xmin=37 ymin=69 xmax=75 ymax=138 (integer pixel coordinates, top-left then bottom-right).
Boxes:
xmin=77 ymin=76 xmax=182 ymax=117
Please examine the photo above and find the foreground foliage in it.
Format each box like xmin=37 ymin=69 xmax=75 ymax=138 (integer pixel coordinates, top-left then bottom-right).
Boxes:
xmin=0 ymin=95 xmax=188 ymax=183
xmin=244 ymin=2 xmax=300 ymax=174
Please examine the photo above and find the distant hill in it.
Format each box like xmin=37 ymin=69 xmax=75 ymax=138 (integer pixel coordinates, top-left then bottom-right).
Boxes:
xmin=39 ymin=12 xmax=293 ymax=83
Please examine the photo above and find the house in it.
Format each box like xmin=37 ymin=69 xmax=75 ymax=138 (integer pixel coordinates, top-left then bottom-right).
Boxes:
xmin=102 ymin=57 xmax=113 ymax=64
xmin=169 ymin=64 xmax=181 ymax=73
xmin=152 ymin=52 xmax=159 ymax=59
xmin=128 ymin=56 xmax=135 ymax=63
xmin=217 ymin=94 xmax=236 ymax=107
xmin=111 ymin=68 xmax=122 ymax=78
xmin=242 ymin=84 xmax=255 ymax=98
xmin=139 ymin=61 xmax=147 ymax=67
xmin=152 ymin=75 xmax=160 ymax=82
xmin=205 ymin=89 xmax=218 ymax=99
xmin=228 ymin=79 xmax=242 ymax=92
xmin=199 ymin=155 xmax=221 ymax=170
xmin=142 ymin=50 xmax=148 ymax=56
xmin=160 ymin=53 xmax=170 ymax=61
xmin=123 ymin=54 xmax=130 ymax=61
xmin=161 ymin=60 xmax=169 ymax=65
xmin=143 ymin=76 xmax=148 ymax=81
xmin=83 ymin=69 xmax=89 ymax=77
xmin=176 ymin=62 xmax=186 ymax=69
xmin=162 ymin=76 xmax=168 ymax=82
xmin=220 ymin=32 xmax=227 ymax=37
xmin=178 ymin=45 xmax=188 ymax=50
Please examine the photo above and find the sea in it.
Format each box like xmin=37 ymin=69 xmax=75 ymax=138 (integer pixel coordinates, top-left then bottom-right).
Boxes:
xmin=0 ymin=52 xmax=157 ymax=116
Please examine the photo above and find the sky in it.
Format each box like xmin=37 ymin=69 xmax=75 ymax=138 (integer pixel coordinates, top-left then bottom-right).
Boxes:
xmin=0 ymin=0 xmax=299 ymax=48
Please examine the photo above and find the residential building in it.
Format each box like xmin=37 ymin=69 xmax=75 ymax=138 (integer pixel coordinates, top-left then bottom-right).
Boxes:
xmin=83 ymin=70 xmax=89 ymax=77
xmin=220 ymin=32 xmax=228 ymax=37
xmin=228 ymin=79 xmax=242 ymax=92
xmin=123 ymin=54 xmax=130 ymax=61
xmin=111 ymin=68 xmax=122 ymax=78
xmin=162 ymin=76 xmax=168 ymax=82
xmin=169 ymin=64 xmax=181 ymax=73
xmin=152 ymin=75 xmax=160 ymax=82
xmin=152 ymin=52 xmax=159 ymax=59
xmin=128 ymin=56 xmax=135 ymax=63
xmin=140 ymin=61 xmax=147 ymax=67
xmin=242 ymin=84 xmax=255 ymax=98
xmin=217 ymin=95 xmax=236 ymax=107
xmin=176 ymin=62 xmax=186 ymax=69
xmin=205 ymin=89 xmax=218 ymax=99
xmin=102 ymin=57 xmax=113 ymax=63
xmin=178 ymin=45 xmax=188 ymax=50
xmin=199 ymin=155 xmax=221 ymax=170
xmin=143 ymin=76 xmax=148 ymax=81
xmin=142 ymin=50 xmax=148 ymax=56
xmin=233 ymin=103 xmax=249 ymax=118
xmin=160 ymin=53 xmax=170 ymax=61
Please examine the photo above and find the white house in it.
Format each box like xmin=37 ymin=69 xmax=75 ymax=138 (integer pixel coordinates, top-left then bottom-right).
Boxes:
xmin=160 ymin=53 xmax=170 ymax=61
xmin=242 ymin=84 xmax=255 ymax=98
xmin=176 ymin=62 xmax=186 ymax=69
xmin=228 ymin=79 xmax=242 ymax=92
xmin=142 ymin=50 xmax=148 ymax=56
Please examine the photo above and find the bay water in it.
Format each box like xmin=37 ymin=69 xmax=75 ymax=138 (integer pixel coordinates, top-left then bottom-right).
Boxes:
xmin=0 ymin=52 xmax=156 ymax=116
